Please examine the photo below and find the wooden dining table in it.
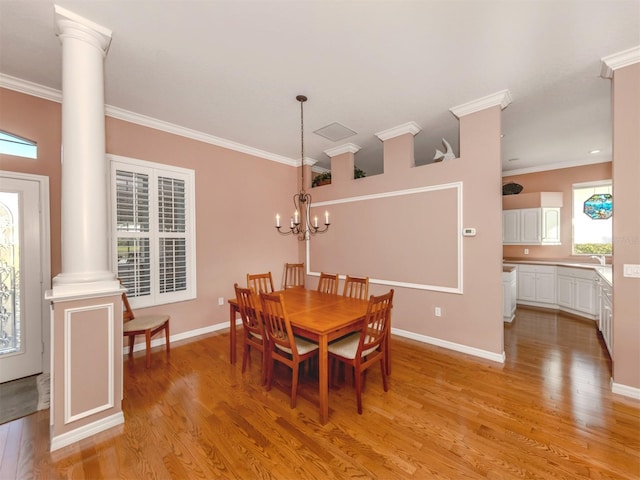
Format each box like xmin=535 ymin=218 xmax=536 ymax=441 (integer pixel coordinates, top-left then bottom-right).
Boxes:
xmin=228 ymin=288 xmax=370 ymax=424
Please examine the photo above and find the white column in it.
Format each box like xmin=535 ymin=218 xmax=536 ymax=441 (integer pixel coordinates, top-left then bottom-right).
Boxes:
xmin=52 ymin=5 xmax=118 ymax=296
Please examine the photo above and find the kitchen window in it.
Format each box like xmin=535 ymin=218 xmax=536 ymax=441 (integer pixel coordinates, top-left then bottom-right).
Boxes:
xmin=110 ymin=155 xmax=196 ymax=308
xmin=572 ymin=180 xmax=612 ymax=255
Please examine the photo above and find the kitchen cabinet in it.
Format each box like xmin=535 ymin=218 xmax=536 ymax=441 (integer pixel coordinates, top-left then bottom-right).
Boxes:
xmin=502 ymin=208 xmax=561 ymax=245
xmin=556 ymin=267 xmax=596 ymax=318
xmin=503 ymin=266 xmax=517 ymax=322
xmin=517 ymin=264 xmax=556 ymax=305
xmin=598 ymin=278 xmax=613 ymax=357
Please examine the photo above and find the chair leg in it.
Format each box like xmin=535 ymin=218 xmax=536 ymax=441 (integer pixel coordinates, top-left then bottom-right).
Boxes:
xmin=145 ymin=330 xmax=152 ymax=368
xmin=164 ymin=322 xmax=170 ymax=355
xmin=128 ymin=335 xmax=135 ymax=357
xmin=242 ymin=342 xmax=249 ymax=373
xmin=354 ymin=368 xmax=363 ymax=414
xmin=380 ymin=357 xmax=388 ymax=392
xmin=290 ymin=362 xmax=299 ymax=408
xmin=260 ymin=347 xmax=268 ymax=386
xmin=266 ymin=357 xmax=274 ymax=392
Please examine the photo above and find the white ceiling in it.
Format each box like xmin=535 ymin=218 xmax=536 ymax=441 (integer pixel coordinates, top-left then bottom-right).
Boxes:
xmin=1 ymin=1 xmax=638 ymax=175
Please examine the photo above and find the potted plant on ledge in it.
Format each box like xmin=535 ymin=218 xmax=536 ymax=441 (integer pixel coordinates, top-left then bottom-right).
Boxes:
xmin=312 ymin=166 xmax=366 ymax=187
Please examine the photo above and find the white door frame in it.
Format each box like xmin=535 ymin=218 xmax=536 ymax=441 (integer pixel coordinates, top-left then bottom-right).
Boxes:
xmin=0 ymin=171 xmax=51 ymax=375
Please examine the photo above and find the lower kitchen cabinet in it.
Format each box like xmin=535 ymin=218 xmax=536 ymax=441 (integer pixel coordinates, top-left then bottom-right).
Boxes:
xmin=556 ymin=267 xmax=596 ymax=318
xmin=598 ymin=279 xmax=613 ymax=357
xmin=518 ymin=265 xmax=556 ymax=305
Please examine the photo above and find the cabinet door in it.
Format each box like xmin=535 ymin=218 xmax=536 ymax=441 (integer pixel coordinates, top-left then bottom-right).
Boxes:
xmin=602 ymin=297 xmax=613 ymax=356
xmin=541 ymin=208 xmax=561 ymax=244
xmin=503 ymin=210 xmax=520 ymax=244
xmin=520 ymin=209 xmax=541 ymax=244
xmin=575 ymin=278 xmax=595 ymax=315
xmin=556 ymin=275 xmax=573 ymax=308
xmin=536 ymin=272 xmax=556 ymax=304
xmin=510 ymin=277 xmax=517 ymax=314
xmin=518 ymin=272 xmax=537 ymax=301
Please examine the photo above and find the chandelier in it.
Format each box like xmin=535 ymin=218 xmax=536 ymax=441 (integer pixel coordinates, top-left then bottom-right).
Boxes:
xmin=275 ymin=95 xmax=330 ymax=240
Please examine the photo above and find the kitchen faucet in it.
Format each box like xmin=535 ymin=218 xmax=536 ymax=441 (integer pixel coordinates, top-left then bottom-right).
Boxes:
xmin=591 ymin=254 xmax=607 ymax=266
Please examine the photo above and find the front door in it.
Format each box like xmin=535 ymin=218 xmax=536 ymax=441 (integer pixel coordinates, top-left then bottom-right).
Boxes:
xmin=0 ymin=175 xmax=43 ymax=383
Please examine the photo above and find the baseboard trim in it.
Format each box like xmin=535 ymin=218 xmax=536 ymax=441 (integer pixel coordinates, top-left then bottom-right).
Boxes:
xmin=391 ymin=327 xmax=506 ymax=364
xmin=611 ymin=380 xmax=640 ymax=400
xmin=122 ymin=319 xmax=241 ymax=355
xmin=50 ymin=411 xmax=124 ymax=452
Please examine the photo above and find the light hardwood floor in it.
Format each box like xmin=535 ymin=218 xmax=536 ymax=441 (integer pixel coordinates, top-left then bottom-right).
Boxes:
xmin=1 ymin=307 xmax=639 ymax=479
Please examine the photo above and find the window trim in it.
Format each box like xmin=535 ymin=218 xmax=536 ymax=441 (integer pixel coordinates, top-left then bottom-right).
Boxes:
xmin=109 ymin=154 xmax=197 ymax=308
xmin=572 ymin=179 xmax=612 ymax=256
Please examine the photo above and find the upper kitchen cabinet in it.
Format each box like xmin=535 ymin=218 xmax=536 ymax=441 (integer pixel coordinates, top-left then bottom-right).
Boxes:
xmin=502 ymin=192 xmax=563 ymax=245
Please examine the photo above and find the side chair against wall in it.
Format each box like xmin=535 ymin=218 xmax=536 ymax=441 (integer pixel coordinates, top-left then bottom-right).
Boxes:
xmin=234 ymin=283 xmax=268 ymax=385
xmin=260 ymin=292 xmax=319 ymax=408
xmin=247 ymin=272 xmax=275 ymax=294
xmin=121 ymin=289 xmax=170 ymax=368
xmin=283 ymin=263 xmax=305 ymax=289
xmin=317 ymin=272 xmax=339 ymax=295
xmin=328 ymin=289 xmax=394 ymax=414
xmin=343 ymin=275 xmax=369 ymax=300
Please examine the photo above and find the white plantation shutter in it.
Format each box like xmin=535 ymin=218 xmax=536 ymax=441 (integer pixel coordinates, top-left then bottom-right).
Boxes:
xmin=158 ymin=176 xmax=187 ymax=294
xmin=111 ymin=155 xmax=196 ymax=307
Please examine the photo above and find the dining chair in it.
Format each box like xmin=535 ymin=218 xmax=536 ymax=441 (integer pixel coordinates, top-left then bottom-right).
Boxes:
xmin=317 ymin=272 xmax=339 ymax=295
xmin=284 ymin=263 xmax=305 ymax=289
xmin=260 ymin=292 xmax=319 ymax=408
xmin=122 ymin=290 xmax=170 ymax=368
xmin=342 ymin=275 xmax=369 ymax=300
xmin=234 ymin=283 xmax=268 ymax=385
xmin=328 ymin=289 xmax=394 ymax=414
xmin=247 ymin=272 xmax=275 ymax=294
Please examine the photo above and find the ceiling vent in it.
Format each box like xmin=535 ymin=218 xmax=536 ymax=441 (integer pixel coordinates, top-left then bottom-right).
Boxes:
xmin=313 ymin=122 xmax=357 ymax=142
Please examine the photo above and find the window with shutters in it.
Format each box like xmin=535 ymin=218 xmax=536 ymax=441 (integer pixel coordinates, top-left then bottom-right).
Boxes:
xmin=110 ymin=155 xmax=196 ymax=308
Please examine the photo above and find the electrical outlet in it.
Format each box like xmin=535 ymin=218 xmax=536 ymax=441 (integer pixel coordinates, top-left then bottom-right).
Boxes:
xmin=435 ymin=307 xmax=442 ymax=317
xmin=524 ymin=248 xmax=529 ymax=255
xmin=218 ymin=297 xmax=224 ymax=306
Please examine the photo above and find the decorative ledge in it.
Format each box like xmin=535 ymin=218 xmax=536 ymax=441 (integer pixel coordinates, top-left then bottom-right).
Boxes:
xmin=375 ymin=121 xmax=421 ymax=141
xmin=324 ymin=143 xmax=361 ymax=158
xmin=601 ymin=45 xmax=640 ymax=78
xmin=450 ymin=89 xmax=512 ymax=119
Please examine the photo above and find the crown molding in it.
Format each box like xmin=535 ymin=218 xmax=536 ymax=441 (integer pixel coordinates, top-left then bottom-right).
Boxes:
xmin=375 ymin=121 xmax=421 ymax=141
xmin=450 ymin=89 xmax=512 ymax=119
xmin=323 ymin=143 xmax=361 ymax=158
xmin=0 ymin=74 xmax=301 ymax=167
xmin=601 ymin=45 xmax=640 ymax=78
xmin=502 ymin=156 xmax=611 ymax=177
xmin=0 ymin=73 xmax=62 ymax=103
xmin=106 ymin=106 xmax=300 ymax=166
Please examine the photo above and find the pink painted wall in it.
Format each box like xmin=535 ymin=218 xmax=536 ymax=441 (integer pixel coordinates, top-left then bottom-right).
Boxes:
xmin=2 ymin=86 xmax=504 ymax=360
xmin=502 ymin=162 xmax=612 ymax=261
xmin=610 ymin=62 xmax=640 ymax=390
xmin=105 ymin=118 xmax=300 ymax=333
xmin=308 ymin=107 xmax=504 ymax=356
xmin=0 ymin=88 xmax=62 ymax=276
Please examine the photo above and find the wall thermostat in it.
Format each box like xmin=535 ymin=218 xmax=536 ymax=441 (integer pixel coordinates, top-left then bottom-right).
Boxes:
xmin=462 ymin=227 xmax=477 ymax=236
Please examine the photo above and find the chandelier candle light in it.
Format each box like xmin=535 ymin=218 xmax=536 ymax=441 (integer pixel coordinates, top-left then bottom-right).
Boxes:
xmin=275 ymin=95 xmax=330 ymax=240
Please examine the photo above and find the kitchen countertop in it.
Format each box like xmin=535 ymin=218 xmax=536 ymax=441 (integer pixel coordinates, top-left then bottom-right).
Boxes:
xmin=503 ymin=258 xmax=613 ymax=286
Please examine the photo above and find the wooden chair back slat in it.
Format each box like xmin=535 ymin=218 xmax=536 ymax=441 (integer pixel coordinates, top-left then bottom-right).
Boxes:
xmin=317 ymin=272 xmax=339 ymax=295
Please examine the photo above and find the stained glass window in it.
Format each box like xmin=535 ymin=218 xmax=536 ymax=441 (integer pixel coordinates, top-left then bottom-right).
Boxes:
xmin=573 ymin=181 xmax=612 ymax=255
xmin=583 ymin=193 xmax=613 ymax=220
